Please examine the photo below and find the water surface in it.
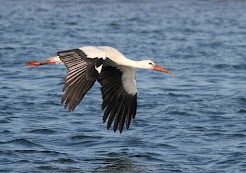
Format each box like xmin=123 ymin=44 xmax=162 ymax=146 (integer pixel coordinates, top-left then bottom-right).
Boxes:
xmin=0 ymin=0 xmax=246 ymax=172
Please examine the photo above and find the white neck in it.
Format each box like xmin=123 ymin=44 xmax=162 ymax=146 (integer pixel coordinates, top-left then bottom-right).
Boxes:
xmin=111 ymin=56 xmax=150 ymax=69
xmin=119 ymin=59 xmax=146 ymax=68
xmin=98 ymin=46 xmax=150 ymax=69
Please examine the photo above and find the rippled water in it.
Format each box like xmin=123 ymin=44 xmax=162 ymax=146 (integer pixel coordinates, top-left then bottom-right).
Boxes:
xmin=1 ymin=0 xmax=246 ymax=172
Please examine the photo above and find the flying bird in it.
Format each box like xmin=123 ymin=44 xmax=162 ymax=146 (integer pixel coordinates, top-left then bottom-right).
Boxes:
xmin=26 ymin=46 xmax=175 ymax=133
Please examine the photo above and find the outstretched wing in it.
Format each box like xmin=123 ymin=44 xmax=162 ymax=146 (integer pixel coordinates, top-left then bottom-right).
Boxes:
xmin=58 ymin=47 xmax=106 ymax=111
xmin=98 ymin=62 xmax=137 ymax=133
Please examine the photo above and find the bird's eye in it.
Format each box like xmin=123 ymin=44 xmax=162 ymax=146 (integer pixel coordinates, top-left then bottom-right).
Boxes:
xmin=149 ymin=62 xmax=153 ymax=65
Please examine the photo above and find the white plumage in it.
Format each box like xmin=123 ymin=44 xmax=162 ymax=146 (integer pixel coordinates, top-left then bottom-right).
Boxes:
xmin=26 ymin=46 xmax=174 ymax=133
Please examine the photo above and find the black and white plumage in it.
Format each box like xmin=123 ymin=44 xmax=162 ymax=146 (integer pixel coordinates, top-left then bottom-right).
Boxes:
xmin=26 ymin=46 xmax=174 ymax=133
xmin=57 ymin=48 xmax=106 ymax=112
xmin=98 ymin=66 xmax=137 ymax=132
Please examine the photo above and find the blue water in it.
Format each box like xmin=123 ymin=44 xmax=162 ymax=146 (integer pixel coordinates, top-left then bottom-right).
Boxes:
xmin=1 ymin=0 xmax=246 ymax=172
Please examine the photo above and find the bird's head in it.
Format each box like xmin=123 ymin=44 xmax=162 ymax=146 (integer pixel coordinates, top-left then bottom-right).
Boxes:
xmin=140 ymin=60 xmax=175 ymax=75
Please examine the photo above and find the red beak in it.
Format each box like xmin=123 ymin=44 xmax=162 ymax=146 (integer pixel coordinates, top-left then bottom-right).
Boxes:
xmin=154 ymin=65 xmax=175 ymax=75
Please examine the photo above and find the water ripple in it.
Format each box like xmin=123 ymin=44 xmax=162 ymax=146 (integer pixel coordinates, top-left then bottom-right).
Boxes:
xmin=0 ymin=138 xmax=42 ymax=147
xmin=1 ymin=0 xmax=246 ymax=172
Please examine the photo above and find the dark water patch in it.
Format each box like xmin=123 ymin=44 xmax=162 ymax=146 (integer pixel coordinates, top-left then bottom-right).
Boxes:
xmin=130 ymin=153 xmax=163 ymax=162
xmin=204 ymin=111 xmax=228 ymax=117
xmin=70 ymin=140 xmax=101 ymax=147
xmin=0 ymin=47 xmax=15 ymax=50
xmin=20 ymin=101 xmax=35 ymax=106
xmin=69 ymin=134 xmax=103 ymax=146
xmin=39 ymin=150 xmax=63 ymax=155
xmin=167 ymin=111 xmax=192 ymax=116
xmin=155 ymin=143 xmax=178 ymax=149
xmin=213 ymin=63 xmax=246 ymax=70
xmin=0 ymin=94 xmax=8 ymax=99
xmin=238 ymin=97 xmax=246 ymax=103
xmin=168 ymin=92 xmax=192 ymax=98
xmin=0 ymin=138 xmax=42 ymax=147
xmin=124 ymin=137 xmax=146 ymax=147
xmin=216 ymin=159 xmax=241 ymax=169
xmin=0 ymin=119 xmax=10 ymax=124
xmin=92 ymin=156 xmax=147 ymax=173
xmin=232 ymin=64 xmax=246 ymax=69
xmin=238 ymin=109 xmax=246 ymax=113
xmin=229 ymin=133 xmax=246 ymax=138
xmin=37 ymin=165 xmax=60 ymax=171
xmin=0 ymin=150 xmax=15 ymax=155
xmin=46 ymin=93 xmax=62 ymax=98
xmin=11 ymin=149 xmax=67 ymax=160
xmin=29 ymin=114 xmax=60 ymax=121
xmin=85 ymin=156 xmax=134 ymax=165
xmin=14 ymin=149 xmax=42 ymax=154
xmin=53 ymin=157 xmax=77 ymax=163
xmin=203 ymin=132 xmax=226 ymax=137
xmin=0 ymin=105 xmax=13 ymax=111
xmin=41 ymin=100 xmax=61 ymax=106
xmin=236 ymin=129 xmax=246 ymax=134
xmin=108 ymin=22 xmax=121 ymax=26
xmin=65 ymin=21 xmax=78 ymax=25
xmin=0 ymin=130 xmax=11 ymax=134
xmin=27 ymin=128 xmax=57 ymax=134
xmin=71 ymin=135 xmax=103 ymax=140
xmin=189 ymin=126 xmax=207 ymax=132
xmin=18 ymin=159 xmax=30 ymax=163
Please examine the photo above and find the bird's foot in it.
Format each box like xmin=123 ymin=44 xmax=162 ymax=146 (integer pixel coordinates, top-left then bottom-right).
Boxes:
xmin=25 ymin=60 xmax=57 ymax=66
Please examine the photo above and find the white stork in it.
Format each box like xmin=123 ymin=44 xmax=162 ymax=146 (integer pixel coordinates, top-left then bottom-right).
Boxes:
xmin=26 ymin=46 xmax=175 ymax=133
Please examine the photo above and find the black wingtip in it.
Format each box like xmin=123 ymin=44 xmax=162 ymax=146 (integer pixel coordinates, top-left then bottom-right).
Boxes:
xmin=107 ymin=123 xmax=111 ymax=130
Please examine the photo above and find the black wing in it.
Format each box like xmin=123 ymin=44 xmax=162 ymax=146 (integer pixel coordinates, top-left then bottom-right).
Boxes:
xmin=58 ymin=48 xmax=104 ymax=111
xmin=98 ymin=66 xmax=137 ymax=133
